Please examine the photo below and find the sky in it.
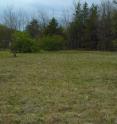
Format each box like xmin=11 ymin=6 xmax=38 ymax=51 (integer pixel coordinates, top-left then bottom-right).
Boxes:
xmin=0 ymin=0 xmax=100 ymax=18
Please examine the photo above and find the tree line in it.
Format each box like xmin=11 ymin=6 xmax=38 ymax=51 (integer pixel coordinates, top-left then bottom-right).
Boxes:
xmin=0 ymin=0 xmax=117 ymax=56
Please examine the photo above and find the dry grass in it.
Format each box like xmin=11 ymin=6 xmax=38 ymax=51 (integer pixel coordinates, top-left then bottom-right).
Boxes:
xmin=0 ymin=51 xmax=117 ymax=124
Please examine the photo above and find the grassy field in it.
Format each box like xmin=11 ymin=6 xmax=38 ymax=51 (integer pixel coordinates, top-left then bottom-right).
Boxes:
xmin=0 ymin=51 xmax=117 ymax=124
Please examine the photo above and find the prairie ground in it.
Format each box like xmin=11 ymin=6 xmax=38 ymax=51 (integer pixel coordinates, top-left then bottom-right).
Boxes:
xmin=0 ymin=51 xmax=117 ymax=124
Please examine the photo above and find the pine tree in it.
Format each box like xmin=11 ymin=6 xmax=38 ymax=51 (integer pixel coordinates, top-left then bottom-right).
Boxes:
xmin=112 ymin=9 xmax=117 ymax=39
xmin=98 ymin=1 xmax=113 ymax=50
xmin=68 ymin=2 xmax=83 ymax=49
xmin=45 ymin=17 xmax=63 ymax=36
xmin=26 ymin=19 xmax=40 ymax=38
xmin=87 ymin=4 xmax=99 ymax=49
xmin=68 ymin=2 xmax=90 ymax=49
xmin=81 ymin=2 xmax=89 ymax=48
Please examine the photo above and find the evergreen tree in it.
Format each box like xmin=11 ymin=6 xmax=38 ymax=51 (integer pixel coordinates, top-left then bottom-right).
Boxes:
xmin=81 ymin=2 xmax=89 ymax=48
xmin=68 ymin=2 xmax=89 ymax=49
xmin=26 ymin=19 xmax=40 ymax=38
xmin=45 ymin=17 xmax=63 ymax=36
xmin=112 ymin=9 xmax=117 ymax=39
xmin=0 ymin=25 xmax=12 ymax=49
xmin=87 ymin=4 xmax=99 ymax=49
xmin=98 ymin=1 xmax=113 ymax=50
xmin=68 ymin=2 xmax=82 ymax=49
xmin=82 ymin=2 xmax=89 ymax=24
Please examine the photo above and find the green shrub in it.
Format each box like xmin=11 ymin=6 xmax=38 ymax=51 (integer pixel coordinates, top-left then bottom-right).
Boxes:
xmin=0 ymin=25 xmax=12 ymax=49
xmin=112 ymin=39 xmax=117 ymax=51
xmin=11 ymin=31 xmax=39 ymax=53
xmin=39 ymin=35 xmax=65 ymax=51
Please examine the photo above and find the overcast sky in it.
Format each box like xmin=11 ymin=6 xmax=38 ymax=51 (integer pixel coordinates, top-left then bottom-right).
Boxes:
xmin=0 ymin=0 xmax=100 ymax=18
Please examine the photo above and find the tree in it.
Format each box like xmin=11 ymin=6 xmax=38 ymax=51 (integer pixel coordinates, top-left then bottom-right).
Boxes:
xmin=97 ymin=0 xmax=113 ymax=50
xmin=3 ymin=7 xmax=18 ymax=30
xmin=68 ymin=2 xmax=90 ymax=49
xmin=68 ymin=2 xmax=82 ymax=49
xmin=0 ymin=25 xmax=11 ymax=49
xmin=81 ymin=2 xmax=90 ymax=48
xmin=26 ymin=19 xmax=40 ymax=38
xmin=45 ymin=17 xmax=63 ymax=36
xmin=82 ymin=2 xmax=89 ymax=24
xmin=62 ymin=9 xmax=71 ymax=29
xmin=87 ymin=4 xmax=99 ymax=49
xmin=2 ymin=7 xmax=29 ymax=51
xmin=3 ymin=7 xmax=28 ymax=31
xmin=37 ymin=10 xmax=49 ymax=31
xmin=112 ymin=5 xmax=117 ymax=39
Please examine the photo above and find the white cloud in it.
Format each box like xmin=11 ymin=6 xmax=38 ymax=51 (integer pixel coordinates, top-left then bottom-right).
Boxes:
xmin=0 ymin=0 xmax=73 ymax=8
xmin=0 ymin=0 xmax=100 ymax=18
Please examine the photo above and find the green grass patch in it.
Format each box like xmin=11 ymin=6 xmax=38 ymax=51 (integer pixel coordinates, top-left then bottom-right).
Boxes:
xmin=0 ymin=51 xmax=117 ymax=124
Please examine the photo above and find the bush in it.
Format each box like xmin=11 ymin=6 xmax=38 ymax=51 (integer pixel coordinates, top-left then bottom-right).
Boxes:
xmin=11 ymin=31 xmax=39 ymax=53
xmin=0 ymin=25 xmax=12 ymax=49
xmin=112 ymin=40 xmax=117 ymax=51
xmin=39 ymin=35 xmax=65 ymax=51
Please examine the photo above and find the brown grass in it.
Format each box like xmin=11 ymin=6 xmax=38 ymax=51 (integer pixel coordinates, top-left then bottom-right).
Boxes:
xmin=0 ymin=51 xmax=117 ymax=124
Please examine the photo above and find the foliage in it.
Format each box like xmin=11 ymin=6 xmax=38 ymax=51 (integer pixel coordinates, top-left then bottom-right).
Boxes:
xmin=0 ymin=25 xmax=12 ymax=49
xmin=68 ymin=2 xmax=90 ymax=49
xmin=11 ymin=31 xmax=39 ymax=53
xmin=112 ymin=39 xmax=117 ymax=51
xmin=0 ymin=1 xmax=117 ymax=51
xmin=112 ymin=10 xmax=117 ymax=38
xmin=38 ymin=35 xmax=65 ymax=51
xmin=44 ymin=17 xmax=63 ymax=36
xmin=26 ymin=19 xmax=41 ymax=38
xmin=86 ymin=4 xmax=99 ymax=49
xmin=68 ymin=1 xmax=117 ymax=51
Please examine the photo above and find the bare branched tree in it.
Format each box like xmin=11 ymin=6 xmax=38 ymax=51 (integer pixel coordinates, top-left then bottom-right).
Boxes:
xmin=15 ymin=9 xmax=29 ymax=31
xmin=37 ymin=10 xmax=49 ymax=30
xmin=3 ymin=7 xmax=18 ymax=30
xmin=62 ymin=9 xmax=72 ymax=29
xmin=3 ymin=6 xmax=29 ymax=30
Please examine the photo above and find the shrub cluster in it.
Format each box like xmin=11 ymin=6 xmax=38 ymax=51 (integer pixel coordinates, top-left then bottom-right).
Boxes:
xmin=38 ymin=35 xmax=65 ymax=51
xmin=112 ymin=40 xmax=117 ymax=51
xmin=11 ymin=32 xmax=38 ymax=53
xmin=11 ymin=31 xmax=65 ymax=54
